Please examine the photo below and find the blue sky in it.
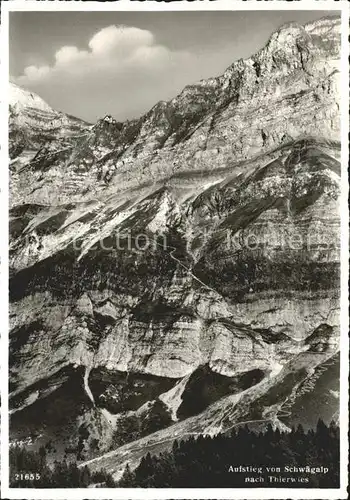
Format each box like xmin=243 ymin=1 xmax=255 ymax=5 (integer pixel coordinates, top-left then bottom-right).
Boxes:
xmin=10 ymin=11 xmax=334 ymax=122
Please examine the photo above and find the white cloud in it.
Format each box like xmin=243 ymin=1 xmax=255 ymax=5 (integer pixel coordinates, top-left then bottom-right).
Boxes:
xmin=17 ymin=25 xmax=188 ymax=85
xmin=23 ymin=65 xmax=51 ymax=80
xmin=14 ymin=24 xmax=227 ymax=121
xmin=88 ymin=25 xmax=154 ymax=56
xmin=55 ymin=46 xmax=89 ymax=65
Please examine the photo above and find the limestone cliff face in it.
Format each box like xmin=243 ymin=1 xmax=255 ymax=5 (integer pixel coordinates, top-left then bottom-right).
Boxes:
xmin=11 ymin=16 xmax=340 ymax=207
xmin=9 ymin=17 xmax=341 ymax=466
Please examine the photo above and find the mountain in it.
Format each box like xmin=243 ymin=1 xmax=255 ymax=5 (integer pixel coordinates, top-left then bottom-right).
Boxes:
xmin=9 ymin=82 xmax=90 ymax=161
xmin=9 ymin=17 xmax=341 ymax=479
xmin=10 ymin=16 xmax=340 ymax=207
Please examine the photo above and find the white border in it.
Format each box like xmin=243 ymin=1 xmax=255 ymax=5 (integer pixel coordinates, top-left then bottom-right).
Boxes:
xmin=1 ymin=1 xmax=349 ymax=499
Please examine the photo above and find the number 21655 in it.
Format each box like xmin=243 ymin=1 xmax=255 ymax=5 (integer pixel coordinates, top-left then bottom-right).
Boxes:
xmin=14 ymin=472 xmax=41 ymax=481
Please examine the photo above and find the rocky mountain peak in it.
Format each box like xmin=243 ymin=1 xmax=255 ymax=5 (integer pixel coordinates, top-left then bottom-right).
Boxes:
xmin=304 ymin=15 xmax=341 ymax=34
xmin=10 ymin=16 xmax=340 ymax=206
xmin=9 ymin=16 xmax=341 ymax=478
xmin=93 ymin=114 xmax=122 ymax=132
xmin=9 ymin=81 xmax=54 ymax=113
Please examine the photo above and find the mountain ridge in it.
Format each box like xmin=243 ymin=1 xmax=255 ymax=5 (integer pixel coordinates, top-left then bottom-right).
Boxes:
xmin=9 ymin=15 xmax=340 ymax=122
xmin=9 ymin=15 xmax=341 ymax=479
xmin=10 ymin=16 xmax=340 ymax=206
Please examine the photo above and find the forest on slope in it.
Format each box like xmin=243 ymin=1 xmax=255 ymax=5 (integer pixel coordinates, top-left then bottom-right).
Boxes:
xmin=10 ymin=419 xmax=339 ymax=488
xmin=119 ymin=419 xmax=340 ymax=488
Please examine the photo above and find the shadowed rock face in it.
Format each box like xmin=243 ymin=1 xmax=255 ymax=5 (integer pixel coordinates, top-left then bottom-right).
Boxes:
xmin=177 ymin=365 xmax=265 ymax=419
xmin=9 ymin=17 xmax=341 ymax=471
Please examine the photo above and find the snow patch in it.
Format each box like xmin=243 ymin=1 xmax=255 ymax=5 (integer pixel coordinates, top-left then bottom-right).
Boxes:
xmin=10 ymin=82 xmax=54 ymax=113
xmin=146 ymin=193 xmax=171 ymax=233
xmin=84 ymin=366 xmax=95 ymax=404
xmin=159 ymin=374 xmax=191 ymax=421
